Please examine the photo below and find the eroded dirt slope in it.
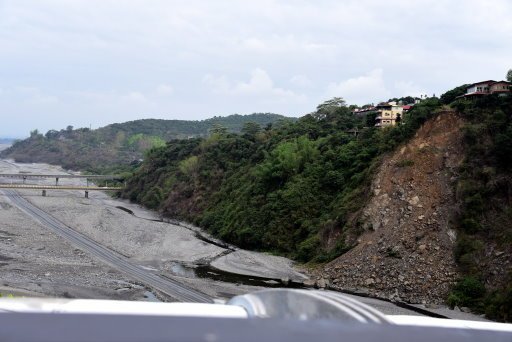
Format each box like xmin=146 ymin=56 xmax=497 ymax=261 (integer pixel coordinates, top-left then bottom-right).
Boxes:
xmin=318 ymin=111 xmax=465 ymax=304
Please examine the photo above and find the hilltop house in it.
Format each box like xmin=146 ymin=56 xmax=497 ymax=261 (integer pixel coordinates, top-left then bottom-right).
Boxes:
xmin=374 ymin=101 xmax=404 ymax=127
xmin=464 ymin=80 xmax=511 ymax=97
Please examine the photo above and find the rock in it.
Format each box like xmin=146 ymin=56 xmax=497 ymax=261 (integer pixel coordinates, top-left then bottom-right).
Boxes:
xmin=316 ymin=278 xmax=327 ymax=288
xmin=262 ymin=280 xmax=280 ymax=285
xmin=409 ymin=196 xmax=420 ymax=206
xmin=418 ymin=215 xmax=425 ymax=220
xmin=353 ymin=288 xmax=370 ymax=296
xmin=303 ymin=279 xmax=316 ymax=288
xmin=280 ymin=277 xmax=290 ymax=286
xmin=494 ymin=251 xmax=505 ymax=257
xmin=447 ymin=229 xmax=457 ymax=242
xmin=460 ymin=307 xmax=471 ymax=313
xmin=418 ymin=244 xmax=427 ymax=252
xmin=425 ymin=303 xmax=441 ymax=309
xmin=364 ymin=278 xmax=375 ymax=286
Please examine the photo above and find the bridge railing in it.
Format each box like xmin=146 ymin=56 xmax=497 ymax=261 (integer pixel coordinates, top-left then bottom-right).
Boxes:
xmin=0 ymin=173 xmax=124 ymax=198
xmin=0 ymin=173 xmax=124 ymax=186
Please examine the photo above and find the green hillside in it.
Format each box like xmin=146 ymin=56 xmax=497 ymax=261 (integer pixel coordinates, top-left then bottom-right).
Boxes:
xmin=0 ymin=113 xmax=292 ymax=172
xmin=122 ymin=98 xmax=441 ymax=261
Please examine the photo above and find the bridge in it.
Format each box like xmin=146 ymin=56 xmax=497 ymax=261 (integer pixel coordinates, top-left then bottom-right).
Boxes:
xmin=0 ymin=173 xmax=124 ymax=198
xmin=0 ymin=173 xmax=120 ymax=186
xmin=0 ymin=184 xmax=123 ymax=198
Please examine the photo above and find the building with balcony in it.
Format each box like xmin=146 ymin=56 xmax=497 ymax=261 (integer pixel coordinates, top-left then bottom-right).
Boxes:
xmin=374 ymin=101 xmax=404 ymax=127
xmin=464 ymin=80 xmax=511 ymax=97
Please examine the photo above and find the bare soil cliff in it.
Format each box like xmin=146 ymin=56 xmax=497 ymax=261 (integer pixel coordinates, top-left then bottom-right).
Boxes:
xmin=317 ymin=111 xmax=465 ymax=304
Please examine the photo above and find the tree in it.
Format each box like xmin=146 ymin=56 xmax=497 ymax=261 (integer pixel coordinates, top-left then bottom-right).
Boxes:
xmin=209 ymin=124 xmax=228 ymax=135
xmin=241 ymin=122 xmax=261 ymax=138
xmin=45 ymin=130 xmax=59 ymax=139
xmin=29 ymin=129 xmax=40 ymax=138
xmin=507 ymin=69 xmax=512 ymax=82
xmin=316 ymin=97 xmax=346 ymax=112
xmin=440 ymin=84 xmax=469 ymax=105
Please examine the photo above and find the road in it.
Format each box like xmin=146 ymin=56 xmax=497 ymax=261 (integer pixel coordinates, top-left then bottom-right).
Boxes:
xmin=1 ymin=189 xmax=212 ymax=303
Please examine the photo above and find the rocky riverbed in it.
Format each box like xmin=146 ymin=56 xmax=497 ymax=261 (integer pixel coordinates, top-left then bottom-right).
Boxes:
xmin=0 ymin=160 xmax=306 ymax=301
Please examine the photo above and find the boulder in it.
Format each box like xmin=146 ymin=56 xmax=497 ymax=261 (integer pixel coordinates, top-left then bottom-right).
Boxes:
xmin=303 ymin=279 xmax=316 ymax=288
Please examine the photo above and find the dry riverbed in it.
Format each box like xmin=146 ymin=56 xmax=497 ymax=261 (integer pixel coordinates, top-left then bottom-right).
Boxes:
xmin=0 ymin=160 xmax=307 ymax=301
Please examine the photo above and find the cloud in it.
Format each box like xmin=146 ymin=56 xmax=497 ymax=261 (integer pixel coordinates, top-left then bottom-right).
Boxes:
xmin=202 ymin=74 xmax=230 ymax=93
xmin=326 ymin=69 xmax=390 ymax=105
xmin=290 ymin=75 xmax=313 ymax=88
xmin=240 ymin=35 xmax=336 ymax=56
xmin=12 ymin=86 xmax=60 ymax=105
xmin=203 ymin=68 xmax=306 ymax=103
xmin=121 ymin=91 xmax=148 ymax=103
xmin=393 ymin=81 xmax=429 ymax=98
xmin=1 ymin=0 xmax=512 ymax=136
xmin=156 ymin=84 xmax=174 ymax=96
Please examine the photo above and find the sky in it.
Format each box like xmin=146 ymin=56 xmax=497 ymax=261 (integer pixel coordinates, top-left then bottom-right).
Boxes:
xmin=0 ymin=0 xmax=511 ymax=137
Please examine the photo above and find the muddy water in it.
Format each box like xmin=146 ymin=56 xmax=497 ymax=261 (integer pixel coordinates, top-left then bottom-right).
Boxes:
xmin=165 ymin=261 xmax=304 ymax=289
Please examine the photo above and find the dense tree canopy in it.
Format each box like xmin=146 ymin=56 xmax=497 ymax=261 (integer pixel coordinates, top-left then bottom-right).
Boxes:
xmin=122 ymin=98 xmax=443 ymax=262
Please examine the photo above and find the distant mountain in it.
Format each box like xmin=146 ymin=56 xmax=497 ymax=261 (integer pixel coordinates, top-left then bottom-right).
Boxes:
xmin=0 ymin=113 xmax=294 ymax=172
xmin=0 ymin=138 xmax=15 ymax=144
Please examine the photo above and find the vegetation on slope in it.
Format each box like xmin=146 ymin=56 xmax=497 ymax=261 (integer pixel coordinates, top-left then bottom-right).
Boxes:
xmin=0 ymin=113 xmax=290 ymax=173
xmin=124 ymin=91 xmax=512 ymax=320
xmin=446 ymin=94 xmax=512 ymax=321
xmin=122 ymin=98 xmax=441 ymax=263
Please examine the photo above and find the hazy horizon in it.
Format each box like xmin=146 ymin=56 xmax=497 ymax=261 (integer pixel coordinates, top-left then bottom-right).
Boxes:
xmin=0 ymin=112 xmax=295 ymax=139
xmin=1 ymin=0 xmax=511 ymax=137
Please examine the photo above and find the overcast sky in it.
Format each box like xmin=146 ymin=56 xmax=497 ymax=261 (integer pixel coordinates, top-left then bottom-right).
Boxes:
xmin=1 ymin=0 xmax=511 ymax=137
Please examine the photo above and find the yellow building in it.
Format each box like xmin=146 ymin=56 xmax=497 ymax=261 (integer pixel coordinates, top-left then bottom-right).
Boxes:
xmin=375 ymin=101 xmax=404 ymax=127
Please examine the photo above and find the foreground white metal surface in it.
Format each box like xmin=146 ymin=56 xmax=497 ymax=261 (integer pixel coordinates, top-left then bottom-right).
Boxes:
xmin=388 ymin=315 xmax=512 ymax=332
xmin=0 ymin=298 xmax=247 ymax=318
xmin=1 ymin=291 xmax=512 ymax=335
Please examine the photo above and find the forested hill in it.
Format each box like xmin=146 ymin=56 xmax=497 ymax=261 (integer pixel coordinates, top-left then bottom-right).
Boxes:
xmin=122 ymin=93 xmax=512 ymax=321
xmin=0 ymin=113 xmax=292 ymax=172
xmin=106 ymin=113 xmax=292 ymax=140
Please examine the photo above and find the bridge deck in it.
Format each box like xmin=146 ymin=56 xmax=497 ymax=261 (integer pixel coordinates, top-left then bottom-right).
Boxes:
xmin=0 ymin=184 xmax=122 ymax=191
xmin=0 ymin=174 xmax=119 ymax=179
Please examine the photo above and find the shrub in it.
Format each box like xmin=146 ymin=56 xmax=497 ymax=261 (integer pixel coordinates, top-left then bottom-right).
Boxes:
xmin=296 ymin=235 xmax=321 ymax=262
xmin=395 ymin=159 xmax=414 ymax=167
xmin=460 ymin=218 xmax=482 ymax=234
xmin=485 ymin=275 xmax=512 ymax=322
xmin=454 ymin=235 xmax=484 ymax=272
xmin=447 ymin=276 xmax=486 ymax=309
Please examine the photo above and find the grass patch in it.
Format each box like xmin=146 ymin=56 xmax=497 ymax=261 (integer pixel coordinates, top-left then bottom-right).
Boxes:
xmin=395 ymin=159 xmax=415 ymax=167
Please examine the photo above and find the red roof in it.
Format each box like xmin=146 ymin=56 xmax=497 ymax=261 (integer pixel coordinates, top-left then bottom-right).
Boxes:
xmin=402 ymin=105 xmax=412 ymax=110
xmin=469 ymin=80 xmax=496 ymax=87
xmin=491 ymin=81 xmax=512 ymax=85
